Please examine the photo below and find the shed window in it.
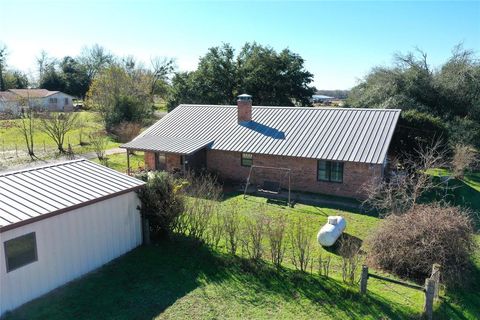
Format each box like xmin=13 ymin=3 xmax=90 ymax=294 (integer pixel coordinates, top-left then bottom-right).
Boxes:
xmin=317 ymin=160 xmax=343 ymax=183
xmin=241 ymin=153 xmax=253 ymax=167
xmin=4 ymin=232 xmax=38 ymax=272
xmin=49 ymin=97 xmax=57 ymax=104
xmin=64 ymin=97 xmax=69 ymax=105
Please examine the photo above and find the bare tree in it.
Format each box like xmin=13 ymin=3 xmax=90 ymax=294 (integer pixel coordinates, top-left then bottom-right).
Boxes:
xmin=79 ymin=44 xmax=113 ymax=82
xmin=36 ymin=50 xmax=56 ymax=81
xmin=452 ymin=144 xmax=477 ymax=179
xmin=16 ymin=98 xmax=37 ymax=159
xmin=0 ymin=44 xmax=7 ymax=91
xmin=39 ymin=112 xmax=79 ymax=153
xmin=88 ymin=130 xmax=108 ymax=163
xmin=149 ymin=56 xmax=175 ymax=95
xmin=363 ymin=140 xmax=448 ymax=215
xmin=289 ymin=217 xmax=313 ymax=272
xmin=266 ymin=215 xmax=287 ymax=268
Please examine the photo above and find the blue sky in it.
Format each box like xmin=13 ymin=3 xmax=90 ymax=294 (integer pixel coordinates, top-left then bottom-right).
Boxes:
xmin=0 ymin=0 xmax=479 ymax=89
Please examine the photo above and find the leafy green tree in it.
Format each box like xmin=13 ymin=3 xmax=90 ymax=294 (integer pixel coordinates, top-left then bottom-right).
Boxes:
xmin=237 ymin=43 xmax=315 ymax=106
xmin=39 ymin=64 xmax=66 ymax=92
xmin=390 ymin=110 xmax=449 ymax=158
xmin=60 ymin=56 xmax=90 ymax=98
xmin=347 ymin=45 xmax=480 ymax=148
xmin=3 ymin=70 xmax=29 ymax=89
xmin=167 ymin=42 xmax=315 ymax=111
xmin=86 ymin=64 xmax=153 ymax=131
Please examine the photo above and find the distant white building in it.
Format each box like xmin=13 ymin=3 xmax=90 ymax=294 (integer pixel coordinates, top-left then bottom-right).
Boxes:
xmin=0 ymin=159 xmax=145 ymax=315
xmin=0 ymin=89 xmax=74 ymax=113
xmin=312 ymin=94 xmax=335 ymax=103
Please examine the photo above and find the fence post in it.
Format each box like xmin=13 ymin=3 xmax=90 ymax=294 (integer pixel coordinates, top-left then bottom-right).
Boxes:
xmin=431 ymin=264 xmax=441 ymax=300
xmin=424 ymin=278 xmax=435 ymax=320
xmin=360 ymin=265 xmax=368 ymax=294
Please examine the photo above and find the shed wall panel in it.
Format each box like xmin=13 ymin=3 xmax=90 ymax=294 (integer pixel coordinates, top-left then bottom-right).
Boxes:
xmin=0 ymin=192 xmax=142 ymax=315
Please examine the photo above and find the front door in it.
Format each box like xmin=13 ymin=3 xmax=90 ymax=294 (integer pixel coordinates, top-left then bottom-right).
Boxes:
xmin=154 ymin=153 xmax=166 ymax=170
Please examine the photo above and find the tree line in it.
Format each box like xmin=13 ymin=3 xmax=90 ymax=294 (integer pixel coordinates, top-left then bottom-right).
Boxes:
xmin=347 ymin=44 xmax=480 ymax=152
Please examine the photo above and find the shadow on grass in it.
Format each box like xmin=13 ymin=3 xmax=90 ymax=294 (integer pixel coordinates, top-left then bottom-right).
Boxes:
xmin=4 ymin=236 xmax=418 ymax=320
xmin=322 ymin=233 xmax=364 ymax=257
xmin=422 ymin=176 xmax=480 ymax=230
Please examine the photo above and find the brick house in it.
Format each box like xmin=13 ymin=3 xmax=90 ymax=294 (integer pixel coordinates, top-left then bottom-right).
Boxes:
xmin=122 ymin=95 xmax=400 ymax=199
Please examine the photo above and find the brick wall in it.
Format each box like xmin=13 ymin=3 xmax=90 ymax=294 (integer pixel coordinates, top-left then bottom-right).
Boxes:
xmin=144 ymin=152 xmax=155 ymax=170
xmin=144 ymin=152 xmax=182 ymax=172
xmin=206 ymin=150 xmax=383 ymax=199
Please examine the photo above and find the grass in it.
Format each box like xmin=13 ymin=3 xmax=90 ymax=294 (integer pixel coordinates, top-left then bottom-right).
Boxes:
xmin=91 ymin=152 xmax=145 ymax=174
xmin=425 ymin=169 xmax=480 ymax=228
xmin=2 ymin=175 xmax=479 ymax=319
xmin=0 ymin=111 xmax=119 ymax=157
xmin=2 ymin=194 xmax=431 ymax=320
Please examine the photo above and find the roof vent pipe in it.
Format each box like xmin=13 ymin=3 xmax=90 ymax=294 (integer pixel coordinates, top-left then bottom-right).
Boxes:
xmin=237 ymin=94 xmax=252 ymax=123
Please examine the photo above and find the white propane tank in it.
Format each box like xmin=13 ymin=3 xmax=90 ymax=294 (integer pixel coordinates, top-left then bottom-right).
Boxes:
xmin=317 ymin=216 xmax=346 ymax=247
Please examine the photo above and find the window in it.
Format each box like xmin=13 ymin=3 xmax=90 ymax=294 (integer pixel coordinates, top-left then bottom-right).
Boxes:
xmin=4 ymin=232 xmax=38 ymax=272
xmin=155 ymin=152 xmax=166 ymax=170
xmin=64 ymin=98 xmax=69 ymax=105
xmin=49 ymin=97 xmax=57 ymax=104
xmin=241 ymin=153 xmax=253 ymax=167
xmin=317 ymin=160 xmax=343 ymax=183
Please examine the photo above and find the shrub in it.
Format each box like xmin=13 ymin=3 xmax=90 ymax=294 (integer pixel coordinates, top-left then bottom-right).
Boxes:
xmin=223 ymin=201 xmax=241 ymax=255
xmin=451 ymin=144 xmax=477 ymax=179
xmin=88 ymin=130 xmax=109 ymax=163
xmin=266 ymin=214 xmax=287 ymax=268
xmin=289 ymin=217 xmax=313 ymax=272
xmin=366 ymin=204 xmax=476 ymax=285
xmin=242 ymin=210 xmax=267 ymax=261
xmin=111 ymin=121 xmax=142 ymax=143
xmin=390 ymin=110 xmax=450 ymax=159
xmin=136 ymin=171 xmax=185 ymax=238
xmin=180 ymin=172 xmax=222 ymax=242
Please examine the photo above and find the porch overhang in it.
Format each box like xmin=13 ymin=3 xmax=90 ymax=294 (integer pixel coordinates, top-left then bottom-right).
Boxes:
xmin=120 ymin=136 xmax=213 ymax=156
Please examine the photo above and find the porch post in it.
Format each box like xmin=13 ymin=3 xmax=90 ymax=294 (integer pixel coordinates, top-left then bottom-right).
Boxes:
xmin=127 ymin=149 xmax=131 ymax=175
xmin=182 ymin=155 xmax=186 ymax=174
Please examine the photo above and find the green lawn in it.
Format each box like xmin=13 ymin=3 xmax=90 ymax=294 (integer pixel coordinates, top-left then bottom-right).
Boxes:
xmin=425 ymin=169 xmax=480 ymax=228
xmin=91 ymin=152 xmax=145 ymax=174
xmin=7 ymin=193 xmax=479 ymax=319
xmin=0 ymin=112 xmax=119 ymax=156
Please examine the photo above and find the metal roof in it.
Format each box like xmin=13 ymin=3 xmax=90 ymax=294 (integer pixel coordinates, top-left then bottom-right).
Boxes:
xmin=129 ymin=105 xmax=400 ymax=164
xmin=121 ymin=136 xmax=212 ymax=155
xmin=0 ymin=159 xmax=145 ymax=232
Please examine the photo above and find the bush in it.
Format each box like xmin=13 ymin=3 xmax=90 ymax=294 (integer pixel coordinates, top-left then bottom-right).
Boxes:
xmin=111 ymin=121 xmax=142 ymax=143
xmin=367 ymin=204 xmax=476 ymax=285
xmin=267 ymin=215 xmax=287 ymax=268
xmin=242 ymin=210 xmax=267 ymax=261
xmin=289 ymin=217 xmax=313 ymax=272
xmin=451 ymin=144 xmax=477 ymax=179
xmin=136 ymin=171 xmax=185 ymax=238
xmin=223 ymin=201 xmax=241 ymax=255
xmin=390 ymin=110 xmax=450 ymax=159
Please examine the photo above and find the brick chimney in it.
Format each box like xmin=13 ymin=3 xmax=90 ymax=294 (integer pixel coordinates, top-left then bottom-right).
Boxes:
xmin=237 ymin=94 xmax=252 ymax=123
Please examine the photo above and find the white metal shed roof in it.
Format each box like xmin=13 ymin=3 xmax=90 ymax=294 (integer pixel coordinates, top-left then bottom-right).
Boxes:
xmin=125 ymin=105 xmax=400 ymax=164
xmin=0 ymin=159 xmax=145 ymax=232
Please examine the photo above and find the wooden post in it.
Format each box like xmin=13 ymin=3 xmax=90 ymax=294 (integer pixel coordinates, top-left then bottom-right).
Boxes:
xmin=424 ymin=278 xmax=435 ymax=320
xmin=288 ymin=172 xmax=291 ymax=206
xmin=127 ymin=149 xmax=131 ymax=175
xmin=360 ymin=265 xmax=368 ymax=294
xmin=431 ymin=264 xmax=441 ymax=300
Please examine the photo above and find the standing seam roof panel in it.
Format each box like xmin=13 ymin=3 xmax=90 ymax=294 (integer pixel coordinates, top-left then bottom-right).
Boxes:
xmin=127 ymin=105 xmax=401 ymax=164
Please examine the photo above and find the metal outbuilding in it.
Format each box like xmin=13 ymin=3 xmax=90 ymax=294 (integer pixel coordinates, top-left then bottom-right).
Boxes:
xmin=0 ymin=159 xmax=145 ymax=315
